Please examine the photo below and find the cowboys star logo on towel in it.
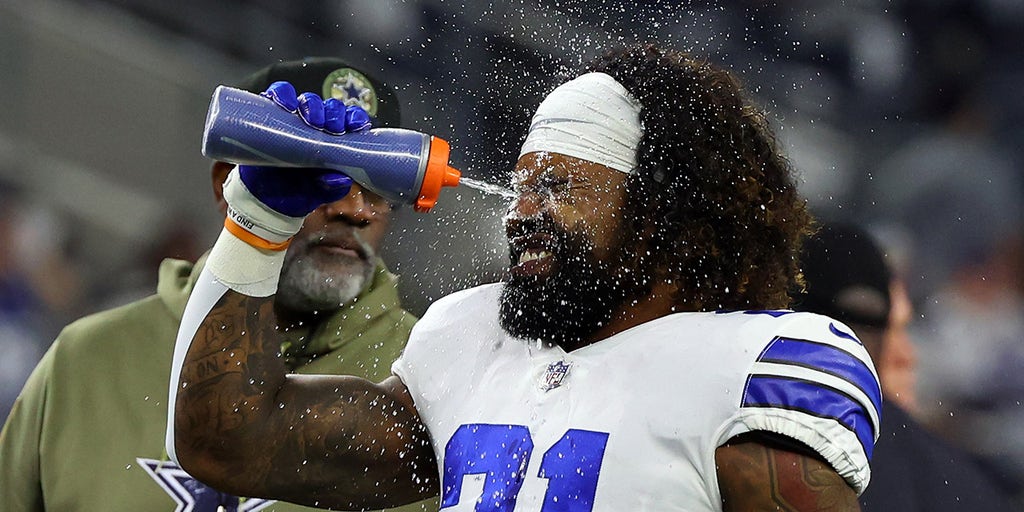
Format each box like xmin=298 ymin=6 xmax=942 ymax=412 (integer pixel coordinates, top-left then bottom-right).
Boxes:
xmin=541 ymin=360 xmax=572 ymax=391
xmin=323 ymin=67 xmax=379 ymax=118
xmin=138 ymin=458 xmax=274 ymax=512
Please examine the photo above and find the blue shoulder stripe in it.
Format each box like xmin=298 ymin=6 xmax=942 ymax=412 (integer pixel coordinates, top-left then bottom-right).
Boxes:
xmin=757 ymin=337 xmax=882 ymax=419
xmin=829 ymin=322 xmax=861 ymax=345
xmin=742 ymin=375 xmax=875 ymax=459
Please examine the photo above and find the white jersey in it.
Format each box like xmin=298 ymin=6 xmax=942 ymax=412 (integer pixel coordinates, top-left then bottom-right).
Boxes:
xmin=393 ymin=283 xmax=879 ymax=512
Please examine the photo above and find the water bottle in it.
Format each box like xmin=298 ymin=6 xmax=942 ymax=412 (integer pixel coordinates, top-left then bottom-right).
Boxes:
xmin=201 ymin=85 xmax=461 ymax=212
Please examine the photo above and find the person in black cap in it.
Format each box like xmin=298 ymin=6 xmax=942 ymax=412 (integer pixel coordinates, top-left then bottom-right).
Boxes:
xmin=795 ymin=221 xmax=1017 ymax=511
xmin=795 ymin=222 xmax=916 ymax=404
xmin=0 ymin=58 xmax=436 ymax=512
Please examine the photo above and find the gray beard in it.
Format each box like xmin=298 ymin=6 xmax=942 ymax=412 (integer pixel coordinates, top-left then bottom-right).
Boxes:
xmin=275 ymin=251 xmax=375 ymax=313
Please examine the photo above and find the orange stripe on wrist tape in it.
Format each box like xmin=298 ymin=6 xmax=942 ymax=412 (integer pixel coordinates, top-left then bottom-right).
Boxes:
xmin=223 ymin=218 xmax=292 ymax=251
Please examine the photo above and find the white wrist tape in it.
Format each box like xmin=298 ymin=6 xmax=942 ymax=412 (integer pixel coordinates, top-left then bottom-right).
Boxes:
xmin=206 ymin=227 xmax=285 ymax=297
xmin=221 ymin=168 xmax=304 ymax=246
xmin=208 ymin=167 xmax=304 ymax=297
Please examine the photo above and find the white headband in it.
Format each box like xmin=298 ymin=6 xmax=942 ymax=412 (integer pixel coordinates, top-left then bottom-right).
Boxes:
xmin=519 ymin=72 xmax=643 ymax=174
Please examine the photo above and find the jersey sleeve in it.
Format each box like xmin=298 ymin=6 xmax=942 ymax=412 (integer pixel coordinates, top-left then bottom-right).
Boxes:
xmin=0 ymin=340 xmax=55 ymax=512
xmin=718 ymin=313 xmax=881 ymax=494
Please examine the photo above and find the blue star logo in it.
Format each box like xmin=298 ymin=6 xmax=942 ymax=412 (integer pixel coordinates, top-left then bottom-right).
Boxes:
xmin=137 ymin=458 xmax=274 ymax=512
xmin=323 ymin=67 xmax=379 ymax=117
xmin=343 ymin=80 xmax=364 ymax=102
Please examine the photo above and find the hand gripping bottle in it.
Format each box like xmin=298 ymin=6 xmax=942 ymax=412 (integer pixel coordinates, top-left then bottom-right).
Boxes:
xmin=201 ymin=85 xmax=461 ymax=212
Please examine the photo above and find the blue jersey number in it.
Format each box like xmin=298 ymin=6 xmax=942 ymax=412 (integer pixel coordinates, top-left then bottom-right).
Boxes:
xmin=441 ymin=424 xmax=609 ymax=511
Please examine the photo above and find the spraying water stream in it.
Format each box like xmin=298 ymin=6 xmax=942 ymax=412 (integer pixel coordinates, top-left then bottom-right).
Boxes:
xmin=457 ymin=176 xmax=516 ymax=199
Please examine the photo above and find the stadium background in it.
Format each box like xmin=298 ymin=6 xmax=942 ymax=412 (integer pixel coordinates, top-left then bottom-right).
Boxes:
xmin=1 ymin=0 xmax=1022 ymax=502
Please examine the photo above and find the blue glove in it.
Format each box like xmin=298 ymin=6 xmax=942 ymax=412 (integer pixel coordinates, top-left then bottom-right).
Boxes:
xmin=237 ymin=167 xmax=353 ymax=218
xmin=262 ymin=81 xmax=371 ymax=134
xmin=236 ymin=81 xmax=372 ymax=219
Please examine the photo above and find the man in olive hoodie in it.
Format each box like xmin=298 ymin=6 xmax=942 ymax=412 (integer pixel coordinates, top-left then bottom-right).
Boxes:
xmin=0 ymin=57 xmax=435 ymax=512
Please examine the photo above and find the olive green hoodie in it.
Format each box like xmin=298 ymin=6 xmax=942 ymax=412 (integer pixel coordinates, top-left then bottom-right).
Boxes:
xmin=0 ymin=256 xmax=433 ymax=511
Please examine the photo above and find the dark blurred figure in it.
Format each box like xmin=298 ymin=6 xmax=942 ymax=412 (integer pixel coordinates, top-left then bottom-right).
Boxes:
xmin=912 ymin=229 xmax=1024 ymax=498
xmin=94 ymin=216 xmax=205 ymax=310
xmin=0 ymin=185 xmax=83 ymax=422
xmin=794 ymin=222 xmax=1018 ymax=511
xmin=0 ymin=189 xmax=46 ymax=422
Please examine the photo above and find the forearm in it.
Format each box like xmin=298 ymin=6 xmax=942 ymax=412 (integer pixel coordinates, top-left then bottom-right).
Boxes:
xmin=164 ymin=176 xmax=301 ymax=467
xmin=167 ymin=263 xmax=437 ymax=507
xmin=165 ymin=95 xmax=440 ymax=505
xmin=172 ymin=282 xmax=284 ymax=456
xmin=166 ymin=263 xmax=285 ymax=480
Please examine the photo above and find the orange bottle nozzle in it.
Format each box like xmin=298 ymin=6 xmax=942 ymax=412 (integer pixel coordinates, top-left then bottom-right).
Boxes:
xmin=415 ymin=136 xmax=462 ymax=212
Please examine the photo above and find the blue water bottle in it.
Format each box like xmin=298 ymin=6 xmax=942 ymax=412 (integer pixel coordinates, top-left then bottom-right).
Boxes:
xmin=201 ymin=85 xmax=461 ymax=212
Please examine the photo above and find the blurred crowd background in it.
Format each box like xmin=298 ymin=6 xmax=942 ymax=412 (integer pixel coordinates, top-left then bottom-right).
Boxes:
xmin=2 ymin=0 xmax=1023 ymax=502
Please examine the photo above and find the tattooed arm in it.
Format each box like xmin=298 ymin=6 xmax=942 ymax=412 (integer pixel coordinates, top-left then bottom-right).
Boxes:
xmin=715 ymin=433 xmax=861 ymax=512
xmin=165 ymin=90 xmax=438 ymax=508
xmin=171 ymin=283 xmax=438 ymax=509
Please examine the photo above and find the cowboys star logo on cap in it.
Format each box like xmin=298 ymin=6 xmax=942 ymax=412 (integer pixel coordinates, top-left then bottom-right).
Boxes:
xmin=323 ymin=67 xmax=379 ymax=118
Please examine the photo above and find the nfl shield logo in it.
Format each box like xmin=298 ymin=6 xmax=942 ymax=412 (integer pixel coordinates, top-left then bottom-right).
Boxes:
xmin=541 ymin=360 xmax=573 ymax=391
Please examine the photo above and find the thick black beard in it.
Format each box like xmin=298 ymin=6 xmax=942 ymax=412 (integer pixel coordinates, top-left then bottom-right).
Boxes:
xmin=498 ymin=226 xmax=646 ymax=350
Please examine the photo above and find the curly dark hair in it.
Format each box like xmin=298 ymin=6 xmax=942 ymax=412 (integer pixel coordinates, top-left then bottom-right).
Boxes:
xmin=586 ymin=45 xmax=813 ymax=311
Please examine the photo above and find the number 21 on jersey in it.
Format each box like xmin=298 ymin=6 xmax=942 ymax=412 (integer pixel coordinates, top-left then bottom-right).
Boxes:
xmin=442 ymin=424 xmax=610 ymax=511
